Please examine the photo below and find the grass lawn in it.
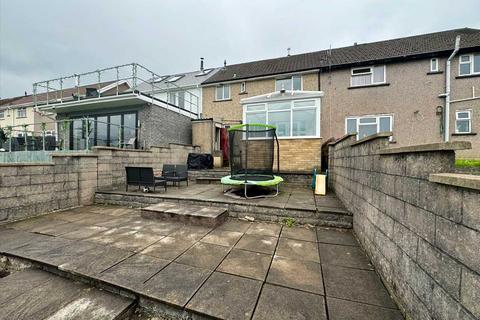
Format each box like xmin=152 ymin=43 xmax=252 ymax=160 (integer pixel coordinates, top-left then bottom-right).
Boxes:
xmin=455 ymin=159 xmax=480 ymax=168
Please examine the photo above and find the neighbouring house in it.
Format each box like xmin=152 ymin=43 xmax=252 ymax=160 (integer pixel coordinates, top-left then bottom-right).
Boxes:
xmin=201 ymin=27 xmax=480 ymax=171
xmin=35 ymin=63 xmax=197 ymax=150
xmin=136 ymin=58 xmax=220 ymax=117
xmin=0 ymin=94 xmax=56 ymax=137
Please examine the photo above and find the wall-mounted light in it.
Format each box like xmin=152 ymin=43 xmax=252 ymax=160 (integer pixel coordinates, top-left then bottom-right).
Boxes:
xmin=436 ymin=106 xmax=444 ymax=135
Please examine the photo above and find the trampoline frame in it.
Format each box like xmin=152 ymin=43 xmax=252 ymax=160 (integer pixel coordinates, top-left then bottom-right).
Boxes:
xmin=222 ymin=124 xmax=282 ymax=199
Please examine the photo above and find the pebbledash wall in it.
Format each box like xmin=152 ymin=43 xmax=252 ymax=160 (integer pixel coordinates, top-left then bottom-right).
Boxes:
xmin=0 ymin=144 xmax=198 ymax=224
xmin=328 ymin=133 xmax=480 ymax=320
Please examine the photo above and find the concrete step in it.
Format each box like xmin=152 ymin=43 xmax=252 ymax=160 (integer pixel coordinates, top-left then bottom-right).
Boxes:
xmin=0 ymin=268 xmax=135 ymax=320
xmin=141 ymin=202 xmax=228 ymax=227
xmin=196 ymin=177 xmax=221 ymax=184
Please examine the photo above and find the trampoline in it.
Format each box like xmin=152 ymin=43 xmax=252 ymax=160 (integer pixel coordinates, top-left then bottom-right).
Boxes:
xmin=221 ymin=124 xmax=284 ymax=199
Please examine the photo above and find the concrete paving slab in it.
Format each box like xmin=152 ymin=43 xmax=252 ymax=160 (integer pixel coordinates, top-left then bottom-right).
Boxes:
xmin=200 ymin=229 xmax=243 ymax=247
xmin=217 ymin=249 xmax=271 ymax=281
xmin=267 ymin=255 xmax=324 ymax=295
xmin=216 ymin=218 xmax=252 ymax=233
xmin=85 ymin=227 xmax=138 ymax=245
xmin=252 ymin=283 xmax=327 ymax=320
xmin=0 ymin=273 xmax=85 ymax=320
xmin=110 ymin=231 xmax=164 ymax=252
xmin=59 ymin=246 xmax=132 ymax=276
xmin=281 ymin=226 xmax=317 ymax=242
xmin=6 ymin=216 xmax=57 ymax=231
xmin=0 ymin=229 xmax=43 ymax=252
xmin=246 ymin=222 xmax=282 ymax=237
xmin=187 ymin=271 xmax=262 ymax=320
xmin=59 ymin=225 xmax=109 ymax=240
xmin=175 ymin=242 xmax=229 ymax=270
xmin=323 ymin=265 xmax=398 ymax=309
xmin=140 ymin=221 xmax=183 ymax=236
xmin=317 ymin=227 xmax=359 ymax=246
xmin=100 ymin=253 xmax=169 ymax=291
xmin=0 ymin=269 xmax=52 ymax=304
xmin=276 ymin=238 xmax=320 ymax=263
xmin=30 ymin=221 xmax=83 ymax=237
xmin=235 ymin=234 xmax=278 ymax=255
xmin=168 ymin=225 xmax=213 ymax=241
xmin=319 ymin=243 xmax=374 ymax=270
xmin=35 ymin=241 xmax=99 ymax=266
xmin=142 ymin=262 xmax=211 ymax=307
xmin=141 ymin=236 xmax=196 ymax=260
xmin=7 ymin=235 xmax=73 ymax=260
xmin=327 ymin=297 xmax=403 ymax=320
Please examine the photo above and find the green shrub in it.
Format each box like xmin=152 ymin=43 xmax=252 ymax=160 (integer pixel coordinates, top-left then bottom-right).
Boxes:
xmin=455 ymin=159 xmax=480 ymax=168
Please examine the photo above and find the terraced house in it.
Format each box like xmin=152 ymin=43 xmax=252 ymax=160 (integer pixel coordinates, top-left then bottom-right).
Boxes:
xmin=201 ymin=28 xmax=480 ymax=171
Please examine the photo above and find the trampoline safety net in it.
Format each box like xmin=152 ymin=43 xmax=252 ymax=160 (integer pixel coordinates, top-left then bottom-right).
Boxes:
xmin=228 ymin=124 xmax=279 ymax=181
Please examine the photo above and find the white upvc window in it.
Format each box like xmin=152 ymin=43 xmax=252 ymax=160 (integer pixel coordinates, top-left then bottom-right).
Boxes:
xmin=17 ymin=108 xmax=27 ymax=118
xmin=455 ymin=110 xmax=472 ymax=134
xmin=346 ymin=114 xmax=393 ymax=140
xmin=275 ymin=75 xmax=302 ymax=91
xmin=430 ymin=58 xmax=439 ymax=72
xmin=244 ymin=98 xmax=320 ymax=138
xmin=459 ymin=54 xmax=480 ymax=76
xmin=240 ymin=81 xmax=247 ymax=93
xmin=0 ymin=110 xmax=4 ymax=119
xmin=350 ymin=65 xmax=386 ymax=87
xmin=215 ymin=84 xmax=231 ymax=101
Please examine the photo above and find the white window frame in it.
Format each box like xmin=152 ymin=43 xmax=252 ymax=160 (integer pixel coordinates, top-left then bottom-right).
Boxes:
xmin=455 ymin=110 xmax=472 ymax=134
xmin=350 ymin=65 xmax=386 ymax=87
xmin=17 ymin=108 xmax=27 ymax=118
xmin=459 ymin=54 xmax=480 ymax=76
xmin=275 ymin=75 xmax=303 ymax=91
xmin=215 ymin=84 xmax=231 ymax=101
xmin=345 ymin=114 xmax=394 ymax=140
xmin=166 ymin=75 xmax=183 ymax=83
xmin=430 ymin=58 xmax=439 ymax=72
xmin=240 ymin=81 xmax=246 ymax=93
xmin=0 ymin=110 xmax=4 ymax=119
xmin=243 ymin=98 xmax=321 ymax=139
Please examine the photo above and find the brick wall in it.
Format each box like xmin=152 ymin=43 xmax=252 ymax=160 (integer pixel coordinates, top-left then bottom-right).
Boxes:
xmin=328 ymin=133 xmax=479 ymax=320
xmin=0 ymin=144 xmax=198 ymax=224
xmin=276 ymin=138 xmax=322 ymax=172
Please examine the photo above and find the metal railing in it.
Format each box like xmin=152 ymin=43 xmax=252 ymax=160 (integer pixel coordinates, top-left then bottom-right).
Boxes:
xmin=32 ymin=63 xmax=200 ymax=117
xmin=0 ymin=118 xmax=138 ymax=154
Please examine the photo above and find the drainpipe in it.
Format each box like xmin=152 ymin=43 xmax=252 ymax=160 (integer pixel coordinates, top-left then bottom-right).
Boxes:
xmin=444 ymin=35 xmax=461 ymax=142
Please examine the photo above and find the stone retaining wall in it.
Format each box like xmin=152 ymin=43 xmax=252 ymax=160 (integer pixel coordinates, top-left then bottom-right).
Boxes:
xmin=328 ymin=133 xmax=479 ymax=320
xmin=0 ymin=144 xmax=198 ymax=224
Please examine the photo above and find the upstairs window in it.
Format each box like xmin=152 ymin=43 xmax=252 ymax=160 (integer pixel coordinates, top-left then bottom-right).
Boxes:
xmin=430 ymin=58 xmax=439 ymax=72
xmin=346 ymin=114 xmax=393 ymax=140
xmin=17 ymin=108 xmax=27 ymax=118
xmin=215 ymin=84 xmax=230 ymax=101
xmin=166 ymin=75 xmax=184 ymax=82
xmin=0 ymin=110 xmax=4 ymax=119
xmin=459 ymin=54 xmax=480 ymax=76
xmin=275 ymin=75 xmax=302 ymax=91
xmin=351 ymin=65 xmax=385 ymax=87
xmin=455 ymin=110 xmax=471 ymax=133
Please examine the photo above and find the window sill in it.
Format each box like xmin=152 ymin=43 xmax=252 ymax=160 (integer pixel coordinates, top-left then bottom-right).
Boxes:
xmin=348 ymin=83 xmax=390 ymax=90
xmin=427 ymin=71 xmax=443 ymax=75
xmin=238 ymin=92 xmax=248 ymax=95
xmin=452 ymin=132 xmax=477 ymax=136
xmin=214 ymin=99 xmax=232 ymax=103
xmin=16 ymin=116 xmax=27 ymax=119
xmin=456 ymin=74 xmax=480 ymax=79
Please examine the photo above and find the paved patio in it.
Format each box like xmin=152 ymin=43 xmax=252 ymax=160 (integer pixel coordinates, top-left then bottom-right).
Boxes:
xmin=0 ymin=205 xmax=403 ymax=320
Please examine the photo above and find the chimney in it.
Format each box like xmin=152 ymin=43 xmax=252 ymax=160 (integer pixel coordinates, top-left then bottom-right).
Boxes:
xmin=24 ymin=91 xmax=27 ymax=96
xmin=354 ymin=42 xmax=358 ymax=46
xmin=200 ymin=57 xmax=204 ymax=72
xmin=287 ymin=48 xmax=291 ymax=56
xmin=224 ymin=60 xmax=227 ymax=68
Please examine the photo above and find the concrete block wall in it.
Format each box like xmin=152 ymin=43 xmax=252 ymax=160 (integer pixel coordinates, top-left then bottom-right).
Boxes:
xmin=0 ymin=144 xmax=199 ymax=223
xmin=0 ymin=154 xmax=97 ymax=223
xmin=328 ymin=133 xmax=479 ymax=320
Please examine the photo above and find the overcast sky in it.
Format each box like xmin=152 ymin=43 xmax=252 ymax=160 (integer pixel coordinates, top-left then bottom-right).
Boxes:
xmin=1 ymin=0 xmax=479 ymax=98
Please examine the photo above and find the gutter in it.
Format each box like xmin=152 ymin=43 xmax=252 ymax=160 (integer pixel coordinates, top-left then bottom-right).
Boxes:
xmin=444 ymin=35 xmax=461 ymax=142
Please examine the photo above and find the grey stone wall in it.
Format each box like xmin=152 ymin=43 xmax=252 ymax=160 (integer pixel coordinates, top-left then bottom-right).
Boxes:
xmin=139 ymin=104 xmax=192 ymax=149
xmin=0 ymin=155 xmax=97 ymax=223
xmin=328 ymin=134 xmax=480 ymax=320
xmin=0 ymin=144 xmax=198 ymax=224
